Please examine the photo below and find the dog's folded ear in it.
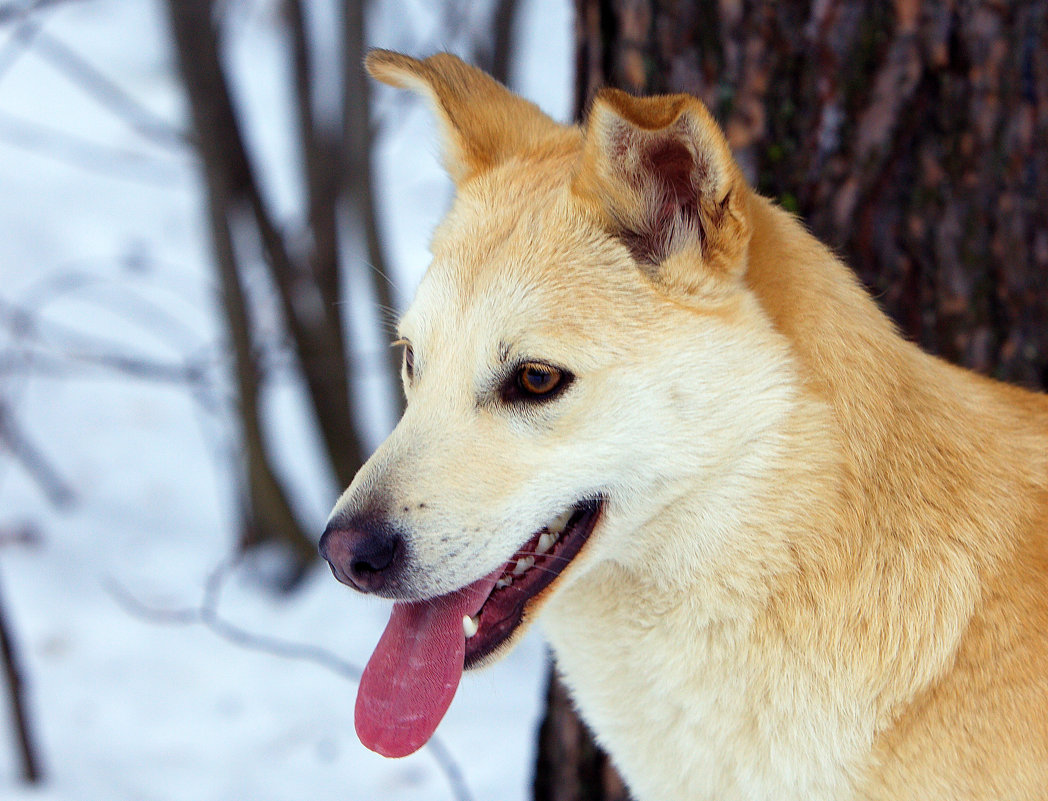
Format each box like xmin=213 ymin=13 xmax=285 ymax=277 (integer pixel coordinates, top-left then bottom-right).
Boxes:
xmin=365 ymin=49 xmax=570 ymax=186
xmin=574 ymin=89 xmax=751 ymax=291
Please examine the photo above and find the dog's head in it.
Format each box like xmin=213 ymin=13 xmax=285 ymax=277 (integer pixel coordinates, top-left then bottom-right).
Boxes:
xmin=323 ymin=51 xmax=799 ymax=757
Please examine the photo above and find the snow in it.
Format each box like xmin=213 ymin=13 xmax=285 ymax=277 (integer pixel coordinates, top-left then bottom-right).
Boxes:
xmin=0 ymin=1 xmax=572 ymax=799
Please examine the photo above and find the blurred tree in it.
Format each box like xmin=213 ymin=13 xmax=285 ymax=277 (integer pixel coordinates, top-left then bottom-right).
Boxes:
xmin=535 ymin=1 xmax=1048 ymax=798
xmin=163 ymin=0 xmax=522 ymax=585
xmin=165 ymin=0 xmax=370 ymax=580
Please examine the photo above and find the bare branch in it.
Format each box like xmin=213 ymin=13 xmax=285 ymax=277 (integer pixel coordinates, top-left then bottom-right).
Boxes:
xmin=23 ymin=26 xmax=189 ymax=150
xmin=0 ymin=522 xmax=40 ymax=549
xmin=0 ymin=8 xmax=41 ymax=83
xmin=0 ymin=0 xmax=87 ymax=26
xmin=0 ymin=400 xmax=75 ymax=508
xmin=0 ymin=296 xmax=215 ymax=386
xmin=0 ymin=109 xmax=190 ymax=184
xmin=0 ymin=570 xmax=44 ymax=783
xmin=14 ymin=269 xmax=212 ymax=354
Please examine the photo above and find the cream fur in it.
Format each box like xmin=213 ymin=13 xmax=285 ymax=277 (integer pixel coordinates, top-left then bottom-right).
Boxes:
xmin=332 ymin=51 xmax=1048 ymax=800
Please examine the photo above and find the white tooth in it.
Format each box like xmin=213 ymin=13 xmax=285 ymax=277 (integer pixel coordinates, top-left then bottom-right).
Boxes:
xmin=495 ymin=576 xmax=512 ymax=589
xmin=513 ymin=555 xmax=535 ymax=575
xmin=549 ymin=509 xmax=573 ymax=534
xmin=462 ymin=615 xmax=479 ymax=639
xmin=537 ymin=531 xmax=556 ymax=554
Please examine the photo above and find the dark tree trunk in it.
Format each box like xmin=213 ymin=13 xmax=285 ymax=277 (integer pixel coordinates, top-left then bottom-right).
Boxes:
xmin=535 ymin=1 xmax=1048 ymax=797
xmin=166 ymin=0 xmax=365 ymax=497
xmin=343 ymin=0 xmax=404 ymax=419
xmin=165 ymin=0 xmax=323 ymax=574
xmin=533 ymin=663 xmax=630 ymax=801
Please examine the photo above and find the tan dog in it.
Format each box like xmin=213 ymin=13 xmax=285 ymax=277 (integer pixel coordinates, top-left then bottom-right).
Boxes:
xmin=320 ymin=50 xmax=1048 ymax=800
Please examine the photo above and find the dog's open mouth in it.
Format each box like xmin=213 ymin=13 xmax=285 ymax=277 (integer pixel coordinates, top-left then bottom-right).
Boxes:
xmin=463 ymin=498 xmax=602 ymax=667
xmin=354 ymin=498 xmax=603 ymax=758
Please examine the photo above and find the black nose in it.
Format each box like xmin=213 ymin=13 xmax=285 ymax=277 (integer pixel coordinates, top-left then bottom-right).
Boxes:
xmin=319 ymin=515 xmax=402 ymax=593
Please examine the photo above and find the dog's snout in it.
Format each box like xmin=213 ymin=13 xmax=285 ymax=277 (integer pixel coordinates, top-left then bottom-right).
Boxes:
xmin=319 ymin=516 xmax=402 ymax=593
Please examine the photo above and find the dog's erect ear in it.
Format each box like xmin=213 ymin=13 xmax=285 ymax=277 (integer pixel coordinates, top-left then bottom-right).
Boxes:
xmin=574 ymin=89 xmax=751 ymax=290
xmin=365 ymin=49 xmax=568 ymax=185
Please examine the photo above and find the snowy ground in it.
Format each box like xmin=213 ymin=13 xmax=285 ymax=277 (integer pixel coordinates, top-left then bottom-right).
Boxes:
xmin=0 ymin=1 xmax=572 ymax=799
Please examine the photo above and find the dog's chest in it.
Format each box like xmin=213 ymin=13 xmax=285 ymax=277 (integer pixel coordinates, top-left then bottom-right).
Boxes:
xmin=541 ymin=574 xmax=869 ymax=801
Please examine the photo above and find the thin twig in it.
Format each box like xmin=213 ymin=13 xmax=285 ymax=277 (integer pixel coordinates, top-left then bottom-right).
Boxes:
xmin=0 ymin=109 xmax=190 ymax=184
xmin=50 ymin=349 xmax=207 ymax=383
xmin=108 ymin=561 xmax=475 ymax=801
xmin=0 ymin=288 xmax=226 ymax=506
xmin=0 ymin=9 xmax=41 ymax=84
xmin=422 ymin=733 xmax=475 ymax=801
xmin=14 ymin=269 xmax=213 ymax=359
xmin=0 ymin=569 xmax=43 ymax=783
xmin=0 ymin=297 xmax=216 ymax=386
xmin=0 ymin=400 xmax=75 ymax=507
xmin=0 ymin=0 xmax=85 ymax=25
xmin=23 ymin=26 xmax=189 ymax=150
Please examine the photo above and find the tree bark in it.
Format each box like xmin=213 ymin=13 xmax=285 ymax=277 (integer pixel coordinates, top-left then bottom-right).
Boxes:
xmin=535 ymin=1 xmax=1048 ymax=797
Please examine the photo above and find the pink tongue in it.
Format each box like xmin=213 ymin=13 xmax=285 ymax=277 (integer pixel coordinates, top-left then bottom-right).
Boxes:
xmin=355 ymin=571 xmax=500 ymax=758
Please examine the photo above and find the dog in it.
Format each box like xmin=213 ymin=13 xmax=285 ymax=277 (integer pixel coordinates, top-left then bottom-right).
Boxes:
xmin=320 ymin=50 xmax=1048 ymax=801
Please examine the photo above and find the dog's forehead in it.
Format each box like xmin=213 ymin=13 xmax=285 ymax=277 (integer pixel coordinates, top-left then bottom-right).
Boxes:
xmin=400 ymin=160 xmax=651 ymax=353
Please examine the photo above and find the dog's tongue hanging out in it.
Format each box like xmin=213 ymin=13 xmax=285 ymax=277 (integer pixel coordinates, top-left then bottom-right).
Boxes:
xmin=355 ymin=571 xmax=500 ymax=757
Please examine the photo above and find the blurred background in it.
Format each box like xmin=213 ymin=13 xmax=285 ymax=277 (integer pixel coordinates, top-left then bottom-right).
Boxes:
xmin=0 ymin=2 xmax=1044 ymax=800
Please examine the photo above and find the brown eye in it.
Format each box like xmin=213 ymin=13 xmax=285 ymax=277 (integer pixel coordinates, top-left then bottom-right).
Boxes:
xmin=516 ymin=362 xmax=565 ymax=397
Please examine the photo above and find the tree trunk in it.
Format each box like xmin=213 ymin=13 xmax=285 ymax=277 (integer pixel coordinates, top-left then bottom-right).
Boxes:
xmin=343 ymin=0 xmax=404 ymax=418
xmin=166 ymin=0 xmax=365 ymax=498
xmin=163 ymin=1 xmax=316 ymax=574
xmin=535 ymin=1 xmax=1048 ymax=796
xmin=533 ymin=663 xmax=630 ymax=801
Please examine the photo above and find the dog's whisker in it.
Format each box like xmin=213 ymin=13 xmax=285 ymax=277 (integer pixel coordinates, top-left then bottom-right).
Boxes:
xmin=511 ymin=551 xmax=575 ymax=564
